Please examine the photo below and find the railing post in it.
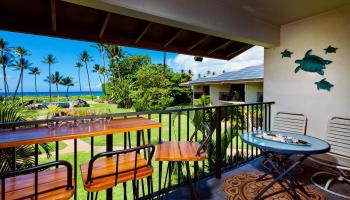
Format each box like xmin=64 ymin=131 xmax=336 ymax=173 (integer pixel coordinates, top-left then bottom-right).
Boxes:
xmin=106 ymin=133 xmax=113 ymax=200
xmin=215 ymin=107 xmax=222 ymax=179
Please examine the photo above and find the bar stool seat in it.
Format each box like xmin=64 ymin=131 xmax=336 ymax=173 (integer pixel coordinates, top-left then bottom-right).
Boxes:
xmin=155 ymin=141 xmax=206 ymax=162
xmin=81 ymin=152 xmax=153 ymax=192
xmin=0 ymin=161 xmax=74 ymax=200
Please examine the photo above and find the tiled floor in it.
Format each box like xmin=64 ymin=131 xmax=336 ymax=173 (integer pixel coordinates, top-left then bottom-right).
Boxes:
xmin=167 ymin=158 xmax=349 ymax=199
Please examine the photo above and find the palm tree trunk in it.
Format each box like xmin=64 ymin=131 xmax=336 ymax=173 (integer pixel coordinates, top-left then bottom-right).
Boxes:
xmin=49 ymin=63 xmax=51 ymax=102
xmin=78 ymin=68 xmax=82 ymax=97
xmin=66 ymin=86 xmax=69 ymax=101
xmin=98 ymin=74 xmax=103 ymax=86
xmin=20 ymin=73 xmax=24 ymax=104
xmin=13 ymin=68 xmax=23 ymax=101
xmin=34 ymin=75 xmax=38 ymax=100
xmin=84 ymin=62 xmax=93 ymax=101
xmin=2 ymin=66 xmax=7 ymax=97
xmin=56 ymin=84 xmax=59 ymax=102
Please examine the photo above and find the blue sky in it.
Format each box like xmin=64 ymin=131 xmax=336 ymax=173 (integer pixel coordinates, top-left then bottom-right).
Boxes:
xmin=0 ymin=30 xmax=263 ymax=92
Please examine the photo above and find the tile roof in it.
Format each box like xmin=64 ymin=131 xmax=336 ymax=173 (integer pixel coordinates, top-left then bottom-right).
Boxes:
xmin=190 ymin=65 xmax=263 ymax=84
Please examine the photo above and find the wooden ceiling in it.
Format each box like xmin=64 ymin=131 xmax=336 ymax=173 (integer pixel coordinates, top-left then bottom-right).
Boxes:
xmin=0 ymin=0 xmax=253 ymax=60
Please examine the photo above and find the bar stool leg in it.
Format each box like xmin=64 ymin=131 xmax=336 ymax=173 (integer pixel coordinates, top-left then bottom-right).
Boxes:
xmin=185 ymin=161 xmax=198 ymax=200
xmin=158 ymin=161 xmax=163 ymax=199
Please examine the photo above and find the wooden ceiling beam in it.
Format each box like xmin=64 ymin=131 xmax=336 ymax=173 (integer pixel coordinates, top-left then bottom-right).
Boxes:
xmin=99 ymin=12 xmax=111 ymax=39
xmin=135 ymin=22 xmax=152 ymax=44
xmin=226 ymin=45 xmax=253 ymax=58
xmin=163 ymin=29 xmax=183 ymax=48
xmin=187 ymin=35 xmax=209 ymax=51
xmin=50 ymin=0 xmax=57 ymax=32
xmin=208 ymin=40 xmax=232 ymax=55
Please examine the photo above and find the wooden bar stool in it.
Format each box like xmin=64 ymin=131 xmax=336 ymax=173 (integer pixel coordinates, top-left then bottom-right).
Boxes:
xmin=155 ymin=123 xmax=212 ymax=199
xmin=0 ymin=160 xmax=74 ymax=200
xmin=80 ymin=144 xmax=155 ymax=200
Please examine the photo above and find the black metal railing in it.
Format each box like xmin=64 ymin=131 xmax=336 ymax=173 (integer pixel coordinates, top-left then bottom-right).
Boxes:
xmin=0 ymin=102 xmax=274 ymax=199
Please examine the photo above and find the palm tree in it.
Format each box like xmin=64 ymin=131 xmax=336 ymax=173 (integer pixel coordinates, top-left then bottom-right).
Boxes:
xmin=0 ymin=39 xmax=12 ymax=97
xmin=79 ymin=51 xmax=93 ymax=100
xmin=60 ymin=76 xmax=74 ymax=101
xmin=92 ymin=64 xmax=103 ymax=85
xmin=106 ymin=45 xmax=123 ymax=79
xmin=75 ymin=62 xmax=83 ymax=96
xmin=42 ymin=54 xmax=58 ymax=102
xmin=100 ymin=66 xmax=108 ymax=84
xmin=93 ymin=43 xmax=107 ymax=68
xmin=14 ymin=47 xmax=30 ymax=103
xmin=45 ymin=71 xmax=63 ymax=102
xmin=13 ymin=58 xmax=30 ymax=102
xmin=207 ymin=70 xmax=211 ymax=75
xmin=28 ymin=67 xmax=41 ymax=99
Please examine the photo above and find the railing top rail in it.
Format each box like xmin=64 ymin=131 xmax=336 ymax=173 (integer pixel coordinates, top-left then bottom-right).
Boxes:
xmin=0 ymin=102 xmax=274 ymax=129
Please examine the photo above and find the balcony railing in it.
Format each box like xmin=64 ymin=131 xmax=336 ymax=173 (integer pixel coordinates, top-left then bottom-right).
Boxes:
xmin=0 ymin=102 xmax=274 ymax=199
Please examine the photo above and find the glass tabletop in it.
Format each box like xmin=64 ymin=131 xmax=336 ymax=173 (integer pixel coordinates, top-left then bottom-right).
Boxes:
xmin=241 ymin=131 xmax=330 ymax=155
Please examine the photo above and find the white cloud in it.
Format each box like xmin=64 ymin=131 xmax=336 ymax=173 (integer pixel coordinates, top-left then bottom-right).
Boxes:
xmin=168 ymin=46 xmax=264 ymax=77
xmin=87 ymin=83 xmax=102 ymax=90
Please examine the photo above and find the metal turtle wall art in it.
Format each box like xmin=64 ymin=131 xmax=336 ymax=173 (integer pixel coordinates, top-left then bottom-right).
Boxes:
xmin=294 ymin=49 xmax=332 ymax=75
xmin=315 ymin=78 xmax=334 ymax=91
xmin=324 ymin=45 xmax=337 ymax=54
xmin=281 ymin=49 xmax=293 ymax=58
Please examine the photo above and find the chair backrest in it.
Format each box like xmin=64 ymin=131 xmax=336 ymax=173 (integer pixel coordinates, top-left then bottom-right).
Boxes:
xmin=273 ymin=112 xmax=307 ymax=135
xmin=326 ymin=117 xmax=350 ymax=158
xmin=86 ymin=144 xmax=155 ymax=185
xmin=190 ymin=123 xmax=213 ymax=156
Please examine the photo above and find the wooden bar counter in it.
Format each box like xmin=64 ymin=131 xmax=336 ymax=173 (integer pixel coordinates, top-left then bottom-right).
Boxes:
xmin=0 ymin=117 xmax=161 ymax=148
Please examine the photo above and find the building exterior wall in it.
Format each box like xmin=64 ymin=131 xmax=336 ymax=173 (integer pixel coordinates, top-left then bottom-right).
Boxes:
xmin=245 ymin=82 xmax=263 ymax=103
xmin=264 ymin=5 xmax=350 ymax=138
xmin=209 ymin=84 xmax=231 ymax=106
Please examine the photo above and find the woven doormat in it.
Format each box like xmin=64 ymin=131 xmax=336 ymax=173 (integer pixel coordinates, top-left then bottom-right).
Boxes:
xmin=222 ymin=172 xmax=326 ymax=200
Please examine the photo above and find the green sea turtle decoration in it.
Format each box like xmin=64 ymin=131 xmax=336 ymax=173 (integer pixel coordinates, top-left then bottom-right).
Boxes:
xmin=324 ymin=45 xmax=338 ymax=54
xmin=294 ymin=49 xmax=332 ymax=75
xmin=315 ymin=78 xmax=334 ymax=91
xmin=281 ymin=49 xmax=293 ymax=58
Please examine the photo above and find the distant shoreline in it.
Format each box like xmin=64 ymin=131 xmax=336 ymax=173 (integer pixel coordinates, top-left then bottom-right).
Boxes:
xmin=1 ymin=91 xmax=103 ymax=97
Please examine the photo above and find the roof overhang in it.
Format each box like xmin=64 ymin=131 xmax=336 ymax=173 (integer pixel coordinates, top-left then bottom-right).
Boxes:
xmin=0 ymin=0 xmax=254 ymax=60
xmin=190 ymin=78 xmax=263 ymax=86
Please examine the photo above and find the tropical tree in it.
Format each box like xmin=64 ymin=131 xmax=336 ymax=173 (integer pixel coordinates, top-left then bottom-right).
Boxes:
xmin=79 ymin=51 xmax=93 ymax=100
xmin=212 ymin=71 xmax=216 ymax=76
xmin=100 ymin=66 xmax=108 ymax=84
xmin=94 ymin=43 xmax=107 ymax=68
xmin=92 ymin=64 xmax=103 ymax=85
xmin=0 ymin=102 xmax=51 ymax=173
xmin=28 ymin=67 xmax=41 ymax=99
xmin=45 ymin=71 xmax=63 ymax=102
xmin=13 ymin=58 xmax=30 ymax=102
xmin=0 ymin=39 xmax=12 ymax=97
xmin=42 ymin=54 xmax=58 ymax=102
xmin=74 ymin=62 xmax=83 ymax=96
xmin=207 ymin=70 xmax=211 ymax=75
xmin=60 ymin=76 xmax=74 ymax=100
xmin=106 ymin=45 xmax=123 ymax=80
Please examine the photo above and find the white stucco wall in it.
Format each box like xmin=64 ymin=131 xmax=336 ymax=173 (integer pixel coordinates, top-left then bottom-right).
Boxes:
xmin=209 ymin=84 xmax=231 ymax=106
xmin=264 ymin=5 xmax=350 ymax=138
xmin=245 ymin=82 xmax=263 ymax=103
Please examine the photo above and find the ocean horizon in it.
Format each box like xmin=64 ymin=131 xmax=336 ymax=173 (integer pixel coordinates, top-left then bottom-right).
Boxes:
xmin=1 ymin=91 xmax=104 ymax=97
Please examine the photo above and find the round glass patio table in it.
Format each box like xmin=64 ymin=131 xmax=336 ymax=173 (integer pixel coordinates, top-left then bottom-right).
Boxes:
xmin=241 ymin=131 xmax=330 ymax=155
xmin=241 ymin=131 xmax=330 ymax=200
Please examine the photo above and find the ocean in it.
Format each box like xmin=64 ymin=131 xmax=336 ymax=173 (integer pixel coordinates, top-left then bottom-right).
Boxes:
xmin=1 ymin=91 xmax=104 ymax=97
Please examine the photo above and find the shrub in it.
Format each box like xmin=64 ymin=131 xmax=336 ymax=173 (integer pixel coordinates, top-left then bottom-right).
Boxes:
xmin=131 ymin=88 xmax=173 ymax=111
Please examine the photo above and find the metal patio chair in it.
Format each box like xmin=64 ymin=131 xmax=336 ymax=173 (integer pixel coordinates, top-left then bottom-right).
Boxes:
xmin=310 ymin=117 xmax=350 ymax=199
